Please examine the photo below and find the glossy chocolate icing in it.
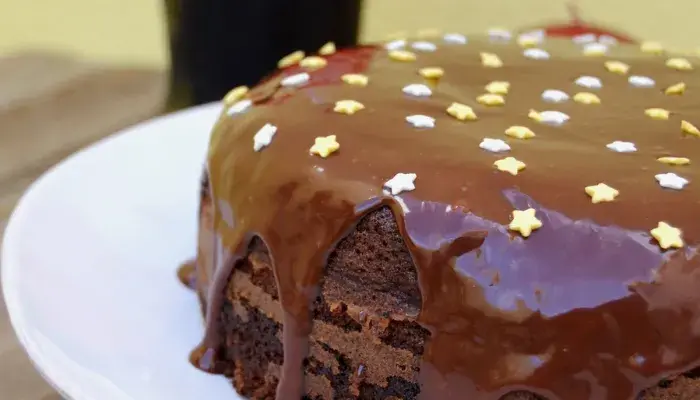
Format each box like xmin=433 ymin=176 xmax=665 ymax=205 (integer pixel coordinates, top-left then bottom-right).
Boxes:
xmin=185 ymin=35 xmax=700 ymax=399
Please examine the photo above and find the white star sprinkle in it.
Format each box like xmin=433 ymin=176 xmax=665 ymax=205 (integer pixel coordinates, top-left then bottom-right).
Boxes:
xmin=572 ymin=33 xmax=597 ymax=44
xmin=524 ymin=48 xmax=550 ymax=60
xmin=628 ymin=76 xmax=656 ymax=88
xmin=541 ymin=89 xmax=569 ymax=103
xmin=606 ymin=141 xmax=637 ymax=153
xmin=281 ymin=72 xmax=310 ymax=87
xmin=539 ymin=111 xmax=570 ymax=125
xmin=479 ymin=138 xmax=511 ymax=153
xmin=406 ymin=115 xmax=435 ymax=128
xmin=226 ymin=99 xmax=253 ymax=116
xmin=575 ymin=76 xmax=602 ymax=89
xmin=656 ymin=173 xmax=689 ymax=190
xmin=411 ymin=41 xmax=437 ymax=52
xmin=488 ymin=28 xmax=512 ymax=42
xmin=385 ymin=39 xmax=406 ymax=51
xmin=443 ymin=33 xmax=467 ymax=44
xmin=403 ymin=83 xmax=432 ymax=97
xmin=253 ymin=123 xmax=277 ymax=151
xmin=384 ymin=173 xmax=417 ymax=195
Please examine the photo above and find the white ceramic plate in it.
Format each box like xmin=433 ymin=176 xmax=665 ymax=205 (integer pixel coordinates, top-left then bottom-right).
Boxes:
xmin=2 ymin=103 xmax=244 ymax=400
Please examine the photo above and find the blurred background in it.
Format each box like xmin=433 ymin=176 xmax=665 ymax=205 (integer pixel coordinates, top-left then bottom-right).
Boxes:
xmin=0 ymin=0 xmax=699 ymax=398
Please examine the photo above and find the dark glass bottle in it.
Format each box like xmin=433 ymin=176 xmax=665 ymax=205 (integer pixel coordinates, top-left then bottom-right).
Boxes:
xmin=164 ymin=0 xmax=364 ymax=112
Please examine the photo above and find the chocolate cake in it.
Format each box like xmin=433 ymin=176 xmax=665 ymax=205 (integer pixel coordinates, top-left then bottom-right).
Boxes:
xmin=178 ymin=29 xmax=700 ymax=399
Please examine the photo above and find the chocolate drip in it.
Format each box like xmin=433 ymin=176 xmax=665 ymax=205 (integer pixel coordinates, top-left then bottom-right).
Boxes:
xmin=184 ymin=36 xmax=700 ymax=399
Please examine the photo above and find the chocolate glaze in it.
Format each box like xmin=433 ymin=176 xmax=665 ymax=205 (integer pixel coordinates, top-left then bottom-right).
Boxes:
xmin=183 ymin=35 xmax=700 ymax=399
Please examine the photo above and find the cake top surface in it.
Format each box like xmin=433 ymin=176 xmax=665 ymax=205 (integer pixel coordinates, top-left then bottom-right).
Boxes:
xmin=205 ymin=31 xmax=700 ymax=398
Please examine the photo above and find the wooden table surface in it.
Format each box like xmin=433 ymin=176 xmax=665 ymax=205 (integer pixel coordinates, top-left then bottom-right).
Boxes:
xmin=0 ymin=52 xmax=166 ymax=399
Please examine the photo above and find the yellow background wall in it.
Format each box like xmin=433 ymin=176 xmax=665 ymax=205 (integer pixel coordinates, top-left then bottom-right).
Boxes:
xmin=1 ymin=0 xmax=698 ymax=68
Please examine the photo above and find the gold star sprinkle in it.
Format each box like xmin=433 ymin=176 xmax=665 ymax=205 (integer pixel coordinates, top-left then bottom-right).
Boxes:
xmin=658 ymin=156 xmax=690 ymax=165
xmin=682 ymin=120 xmax=700 ymax=136
xmin=485 ymin=81 xmax=510 ymax=95
xmin=299 ymin=56 xmax=327 ymax=70
xmin=605 ymin=60 xmax=630 ymax=74
xmin=645 ymin=108 xmax=670 ymax=120
xmin=389 ymin=50 xmax=417 ymax=62
xmin=573 ymin=92 xmax=601 ymax=105
xmin=650 ymin=222 xmax=684 ymax=250
xmin=494 ymin=157 xmax=526 ymax=175
xmin=447 ymin=102 xmax=477 ymax=121
xmin=509 ymin=208 xmax=542 ymax=238
xmin=333 ymin=100 xmax=365 ymax=115
xmin=341 ymin=73 xmax=369 ymax=86
xmin=641 ymin=41 xmax=664 ymax=54
xmin=419 ymin=67 xmax=444 ymax=79
xmin=666 ymin=58 xmax=693 ymax=71
xmin=278 ymin=50 xmax=305 ymax=68
xmin=665 ymin=82 xmax=686 ymax=95
xmin=505 ymin=126 xmax=536 ymax=139
xmin=318 ymin=42 xmax=336 ymax=55
xmin=223 ymin=86 xmax=249 ymax=105
xmin=477 ymin=93 xmax=505 ymax=106
xmin=585 ymin=183 xmax=619 ymax=203
xmin=481 ymin=52 xmax=503 ymax=68
xmin=310 ymin=135 xmax=340 ymax=158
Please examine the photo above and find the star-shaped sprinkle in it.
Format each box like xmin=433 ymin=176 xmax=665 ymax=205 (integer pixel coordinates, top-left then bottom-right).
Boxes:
xmin=488 ymin=28 xmax=512 ymax=42
xmin=658 ymin=156 xmax=690 ymax=166
xmin=505 ymin=126 xmax=536 ymax=139
xmin=517 ymin=32 xmax=543 ymax=47
xmin=572 ymin=33 xmax=597 ymax=44
xmin=318 ymin=42 xmax=336 ymax=55
xmin=447 ymin=102 xmax=477 ymax=121
xmin=641 ymin=41 xmax=664 ymax=54
xmin=628 ymin=75 xmax=655 ymax=88
xmin=419 ymin=67 xmax=444 ymax=79
xmin=524 ymin=48 xmax=550 ymax=60
xmin=309 ymin=135 xmax=340 ymax=158
xmin=334 ymin=100 xmax=365 ymax=115
xmin=299 ymin=56 xmax=327 ymax=70
xmin=411 ymin=41 xmax=437 ymax=52
xmin=650 ymin=222 xmax=684 ymax=250
xmin=583 ymin=42 xmax=608 ymax=56
xmin=682 ymin=120 xmax=700 ymax=136
xmin=477 ymin=93 xmax=505 ymax=106
xmin=665 ymin=82 xmax=686 ymax=95
xmin=385 ymin=39 xmax=406 ymax=51
xmin=226 ymin=99 xmax=253 ymax=116
xmin=223 ymin=86 xmax=249 ymax=105
xmin=406 ymin=115 xmax=435 ymax=128
xmin=494 ymin=157 xmax=526 ymax=175
xmin=541 ymin=89 xmax=569 ymax=103
xmin=604 ymin=60 xmax=630 ymax=74
xmin=480 ymin=138 xmax=511 ymax=153
xmin=278 ymin=50 xmax=305 ymax=68
xmin=606 ymin=141 xmax=637 ymax=153
xmin=253 ymin=123 xmax=277 ymax=151
xmin=443 ymin=33 xmax=467 ymax=44
xmin=389 ymin=50 xmax=417 ymax=61
xmin=574 ymin=92 xmax=601 ymax=105
xmin=645 ymin=108 xmax=670 ymax=120
xmin=666 ymin=58 xmax=693 ymax=71
xmin=575 ymin=76 xmax=602 ymax=89
xmin=509 ymin=208 xmax=542 ymax=238
xmin=384 ymin=173 xmax=417 ymax=195
xmin=403 ymin=83 xmax=432 ymax=97
xmin=485 ymin=81 xmax=510 ymax=95
xmin=655 ymin=172 xmax=689 ymax=190
xmin=481 ymin=52 xmax=503 ymax=68
xmin=341 ymin=73 xmax=369 ymax=86
xmin=585 ymin=183 xmax=620 ymax=203
xmin=529 ymin=110 xmax=570 ymax=126
xmin=281 ymin=72 xmax=310 ymax=87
